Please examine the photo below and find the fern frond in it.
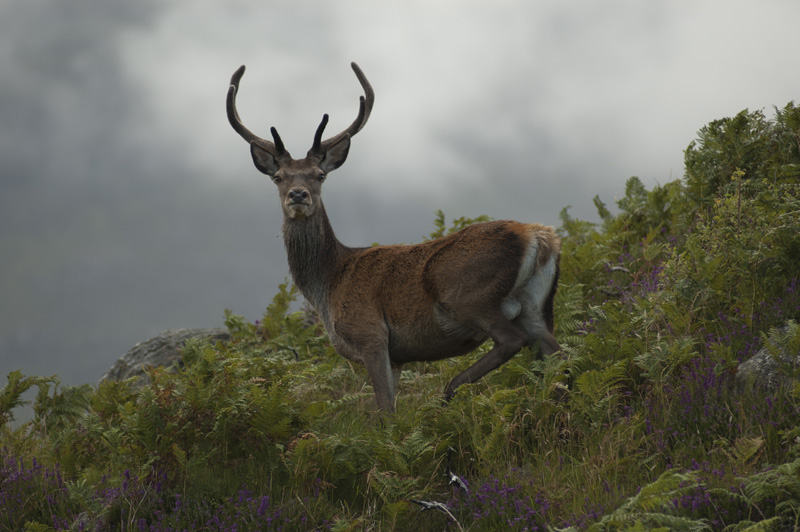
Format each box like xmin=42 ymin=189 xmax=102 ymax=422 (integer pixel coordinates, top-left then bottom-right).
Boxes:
xmin=588 ymin=470 xmax=707 ymax=531
xmin=554 ymin=282 xmax=588 ymax=346
xmin=32 ymin=379 xmax=93 ymax=433
xmin=739 ymin=457 xmax=800 ymax=504
xmin=0 ymin=371 xmax=55 ymax=426
xmin=622 ymin=470 xmax=696 ymax=513
xmin=723 ymin=517 xmax=781 ymax=532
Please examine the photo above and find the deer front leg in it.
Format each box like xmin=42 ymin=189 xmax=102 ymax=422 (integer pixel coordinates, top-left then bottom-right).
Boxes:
xmin=330 ymin=319 xmax=396 ymax=411
xmin=444 ymin=318 xmax=530 ymax=402
xmin=362 ymin=347 xmax=396 ymax=412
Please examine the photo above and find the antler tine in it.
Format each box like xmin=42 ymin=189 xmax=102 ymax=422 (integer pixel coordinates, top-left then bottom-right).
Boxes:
xmin=317 ymin=62 xmax=374 ymax=152
xmin=311 ymin=114 xmax=330 ymax=154
xmin=347 ymin=62 xmax=374 ymax=135
xmin=226 ymin=66 xmax=259 ymax=143
xmin=227 ymin=65 xmax=286 ymax=155
xmin=270 ymin=127 xmax=286 ymax=154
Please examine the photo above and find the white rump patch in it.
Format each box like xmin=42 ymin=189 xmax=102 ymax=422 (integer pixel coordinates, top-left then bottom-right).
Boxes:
xmin=523 ymin=253 xmax=557 ymax=310
xmin=513 ymin=240 xmax=539 ymax=291
xmin=506 ymin=243 xmax=557 ymax=331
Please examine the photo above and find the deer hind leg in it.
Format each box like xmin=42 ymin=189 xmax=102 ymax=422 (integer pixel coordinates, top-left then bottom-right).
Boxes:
xmin=515 ymin=254 xmax=561 ymax=358
xmin=514 ymin=310 xmax=560 ymax=358
xmin=443 ymin=311 xmax=531 ymax=402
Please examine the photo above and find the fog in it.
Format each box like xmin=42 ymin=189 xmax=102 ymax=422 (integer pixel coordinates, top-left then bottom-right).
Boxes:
xmin=1 ymin=0 xmax=798 ymax=388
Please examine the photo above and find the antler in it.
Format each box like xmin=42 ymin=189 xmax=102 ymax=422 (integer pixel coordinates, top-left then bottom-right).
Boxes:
xmin=308 ymin=62 xmax=374 ymax=156
xmin=227 ymin=62 xmax=373 ymax=159
xmin=227 ymin=65 xmax=288 ymax=156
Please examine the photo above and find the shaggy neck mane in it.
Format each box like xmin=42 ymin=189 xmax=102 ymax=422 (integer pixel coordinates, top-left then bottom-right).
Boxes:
xmin=282 ymin=202 xmax=346 ymax=307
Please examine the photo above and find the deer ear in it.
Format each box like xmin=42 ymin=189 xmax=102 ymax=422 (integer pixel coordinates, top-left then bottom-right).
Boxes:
xmin=250 ymin=142 xmax=280 ymax=176
xmin=320 ymin=134 xmax=351 ymax=173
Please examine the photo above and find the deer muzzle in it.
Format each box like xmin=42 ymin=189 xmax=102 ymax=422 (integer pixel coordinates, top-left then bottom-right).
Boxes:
xmin=287 ymin=188 xmax=310 ymax=204
xmin=285 ymin=188 xmax=312 ymax=218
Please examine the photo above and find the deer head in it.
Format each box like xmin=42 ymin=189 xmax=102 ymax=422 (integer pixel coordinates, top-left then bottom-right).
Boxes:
xmin=227 ymin=63 xmax=374 ymax=220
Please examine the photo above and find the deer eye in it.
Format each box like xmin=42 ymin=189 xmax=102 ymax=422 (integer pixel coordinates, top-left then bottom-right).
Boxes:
xmin=317 ymin=173 xmax=326 ymax=182
xmin=272 ymin=176 xmax=282 ymax=184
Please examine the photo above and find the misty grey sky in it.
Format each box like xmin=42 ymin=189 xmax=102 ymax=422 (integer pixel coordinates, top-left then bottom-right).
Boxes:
xmin=1 ymin=0 xmax=798 ymax=388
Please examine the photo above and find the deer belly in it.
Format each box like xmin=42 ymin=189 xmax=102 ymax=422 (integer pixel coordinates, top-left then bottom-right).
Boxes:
xmin=386 ymin=308 xmax=487 ymax=363
xmin=387 ymin=332 xmax=487 ymax=363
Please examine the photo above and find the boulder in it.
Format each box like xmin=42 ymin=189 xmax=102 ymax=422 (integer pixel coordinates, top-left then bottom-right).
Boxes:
xmin=100 ymin=327 xmax=230 ymax=385
xmin=736 ymin=324 xmax=799 ymax=391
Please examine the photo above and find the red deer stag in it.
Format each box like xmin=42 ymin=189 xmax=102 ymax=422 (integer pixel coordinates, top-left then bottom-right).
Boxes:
xmin=226 ymin=62 xmax=562 ymax=412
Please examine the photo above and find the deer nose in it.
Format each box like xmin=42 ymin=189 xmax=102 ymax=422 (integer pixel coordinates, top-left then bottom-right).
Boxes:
xmin=288 ymin=188 xmax=309 ymax=203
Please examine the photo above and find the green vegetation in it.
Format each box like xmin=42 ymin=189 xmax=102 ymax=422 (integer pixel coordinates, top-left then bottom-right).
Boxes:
xmin=2 ymin=102 xmax=800 ymax=531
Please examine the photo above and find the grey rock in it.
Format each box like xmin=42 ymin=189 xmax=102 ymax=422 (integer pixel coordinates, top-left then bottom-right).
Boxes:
xmin=737 ymin=324 xmax=800 ymax=390
xmin=100 ymin=327 xmax=230 ymax=385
